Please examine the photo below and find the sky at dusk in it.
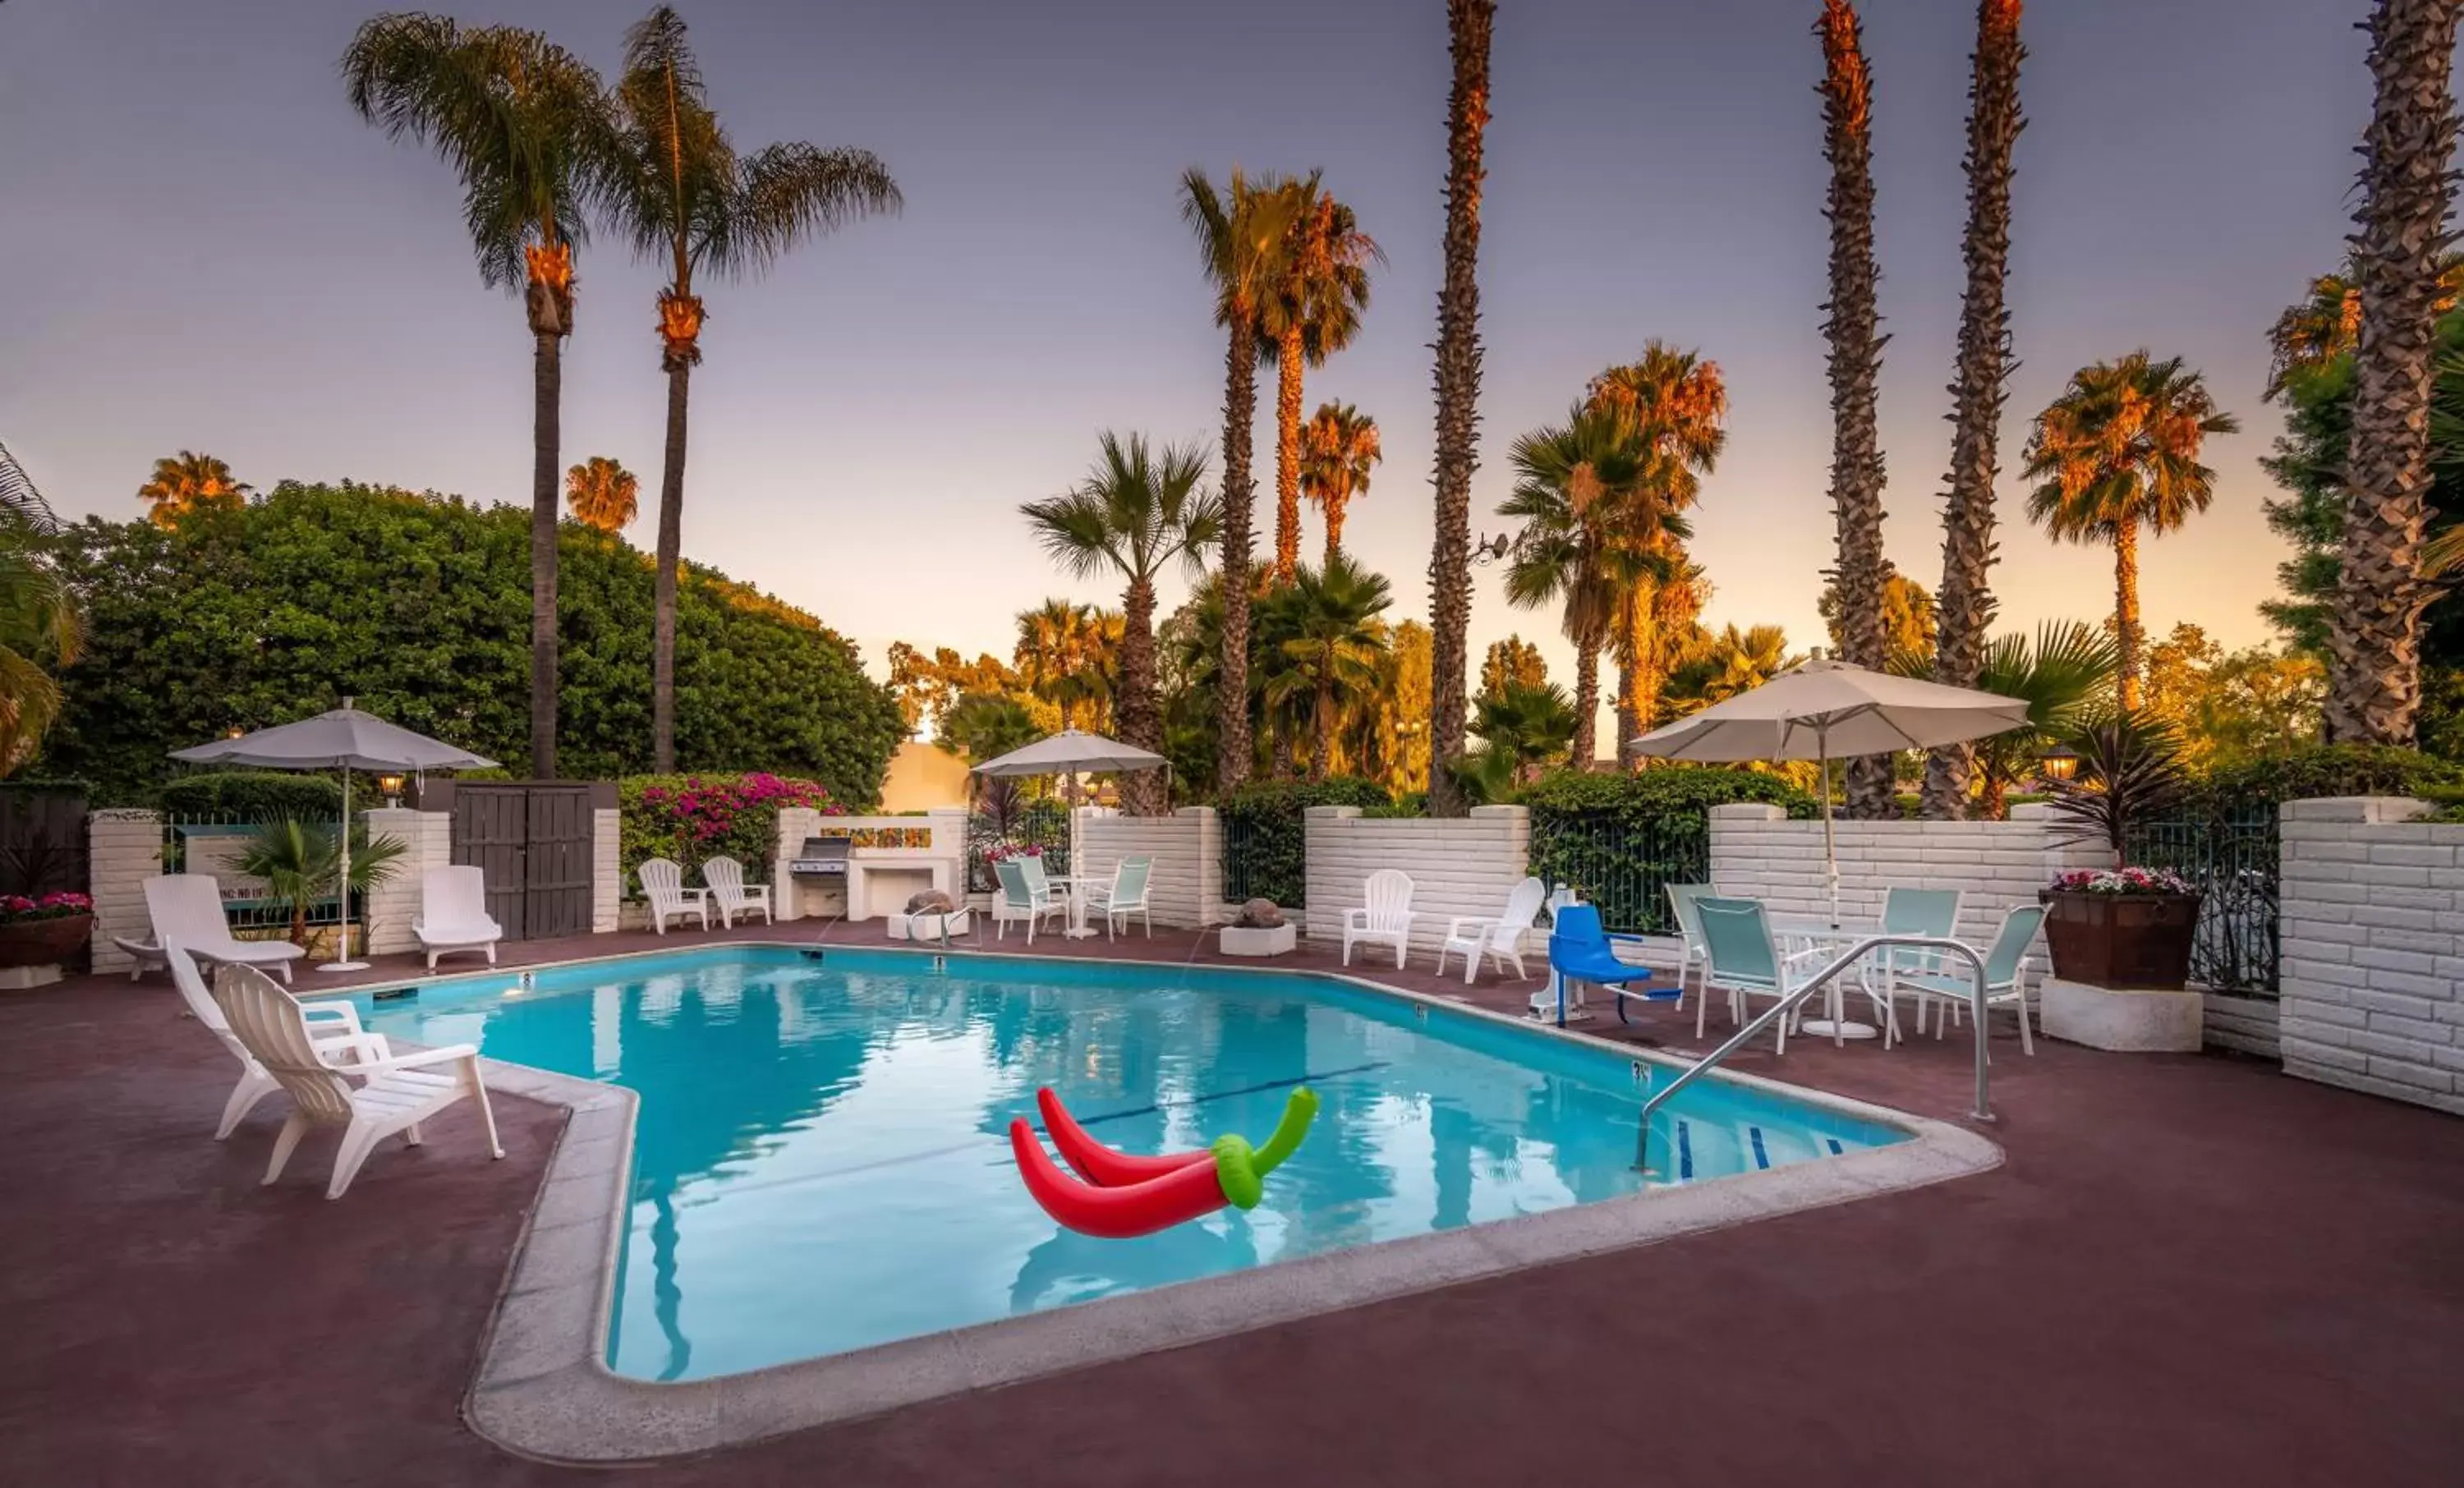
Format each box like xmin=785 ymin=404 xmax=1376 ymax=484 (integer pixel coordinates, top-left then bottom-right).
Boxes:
xmin=0 ymin=0 xmax=2418 ymax=717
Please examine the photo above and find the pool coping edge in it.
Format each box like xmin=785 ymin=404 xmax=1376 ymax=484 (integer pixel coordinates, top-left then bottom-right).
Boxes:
xmin=457 ymin=943 xmax=2006 ymax=1465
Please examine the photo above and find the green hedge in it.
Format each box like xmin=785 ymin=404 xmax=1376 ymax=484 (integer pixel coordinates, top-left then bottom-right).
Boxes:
xmin=1519 ymin=768 xmax=1816 ymax=935
xmin=159 ymin=770 xmax=344 ymax=819
xmin=2184 ymin=744 xmax=2464 ymax=819
xmin=1218 ymin=776 xmax=1393 ymax=908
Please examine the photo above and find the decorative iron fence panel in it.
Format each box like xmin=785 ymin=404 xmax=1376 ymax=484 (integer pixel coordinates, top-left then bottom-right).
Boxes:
xmin=160 ymin=814 xmax=361 ymax=939
xmin=2126 ymin=809 xmax=2279 ymax=997
xmin=1524 ymin=811 xmax=1710 ymax=936
xmin=964 ymin=799 xmax=1070 ymax=893
xmin=1220 ymin=809 xmax=1309 ymax=908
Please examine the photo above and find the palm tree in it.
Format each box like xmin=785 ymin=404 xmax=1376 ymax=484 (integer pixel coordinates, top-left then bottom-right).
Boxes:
xmin=1891 ymin=621 xmax=2118 ymax=818
xmin=1666 ymin=623 xmax=1799 ymax=716
xmin=2328 ymin=0 xmax=2464 ymax=746
xmin=136 ymin=451 xmax=251 ymax=528
xmin=1182 ymin=169 xmax=1299 ymax=796
xmin=0 ymin=457 xmax=78 ymax=775
xmin=1499 ymin=403 xmax=1688 ymax=770
xmin=1586 ymin=343 xmax=1728 ymax=759
xmin=1426 ymin=0 xmax=1496 ymax=818
xmin=1262 ymin=553 xmax=1393 ymax=780
xmin=1019 ymin=434 xmax=1221 ymax=813
xmin=2021 ymin=352 xmax=2238 ymax=710
xmin=1014 ymin=599 xmax=1114 ymax=733
xmin=1257 ymin=178 xmax=1381 ymax=581
xmin=2266 ymin=253 xmax=2464 ymax=400
xmin=1815 ymin=0 xmax=1897 ymax=819
xmin=1919 ymin=0 xmax=2026 ymax=820
xmin=1299 ymin=402 xmax=1381 ymax=563
xmin=1469 ymin=681 xmax=1577 ymax=783
xmin=565 ymin=456 xmax=639 ymax=533
xmin=600 ymin=7 xmax=901 ymax=773
xmin=344 ymin=12 xmax=610 ymax=778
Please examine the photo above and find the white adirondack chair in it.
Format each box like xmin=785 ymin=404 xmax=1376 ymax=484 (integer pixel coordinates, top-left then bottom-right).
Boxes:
xmin=143 ymin=875 xmax=306 ymax=983
xmin=211 ymin=962 xmax=503 ymax=1199
xmin=168 ymin=945 xmax=389 ymax=1140
xmin=1436 ymin=875 xmax=1546 ymax=985
xmin=701 ymin=856 xmax=772 ymax=928
xmin=1341 ymin=870 xmax=1418 ymax=969
xmin=1080 ymin=857 xmax=1154 ymax=940
xmin=637 ymin=857 xmax=710 ymax=935
xmin=413 ymin=865 xmax=503 ymax=969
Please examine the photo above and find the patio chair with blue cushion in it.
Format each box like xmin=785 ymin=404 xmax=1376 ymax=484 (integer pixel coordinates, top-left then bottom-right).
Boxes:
xmin=1543 ymin=904 xmax=1682 ymax=1027
xmin=1888 ymin=902 xmax=2046 ymax=1055
xmin=1696 ymin=897 xmax=1820 ymax=1056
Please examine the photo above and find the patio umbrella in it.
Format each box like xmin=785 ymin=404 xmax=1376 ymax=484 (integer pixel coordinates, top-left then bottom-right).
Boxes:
xmin=1630 ymin=658 xmax=2029 ymax=926
xmin=171 ymin=698 xmax=497 ymax=971
xmin=970 ymin=729 xmax=1166 ymax=939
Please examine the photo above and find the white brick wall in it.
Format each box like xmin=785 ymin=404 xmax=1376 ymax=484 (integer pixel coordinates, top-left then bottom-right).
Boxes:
xmin=361 ymin=808 xmax=450 ymax=955
xmin=1078 ymin=806 xmax=1223 ymax=929
xmin=88 ymin=810 xmax=163 ymax=975
xmin=1303 ymin=806 xmax=1531 ymax=956
xmin=2278 ymin=797 xmax=2464 ymax=1117
xmin=1708 ymin=801 xmax=2101 ymax=945
xmin=592 ymin=807 xmax=620 ymax=933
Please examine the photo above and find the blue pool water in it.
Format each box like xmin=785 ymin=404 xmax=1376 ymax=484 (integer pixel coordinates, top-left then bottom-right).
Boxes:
xmin=349 ymin=947 xmax=1905 ymax=1382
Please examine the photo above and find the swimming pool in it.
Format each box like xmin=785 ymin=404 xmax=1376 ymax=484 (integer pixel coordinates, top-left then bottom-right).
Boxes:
xmin=355 ymin=945 xmax=1908 ymax=1383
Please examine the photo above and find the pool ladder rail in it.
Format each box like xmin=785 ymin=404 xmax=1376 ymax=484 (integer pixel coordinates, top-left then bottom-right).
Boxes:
xmin=1633 ymin=934 xmax=1997 ymax=1173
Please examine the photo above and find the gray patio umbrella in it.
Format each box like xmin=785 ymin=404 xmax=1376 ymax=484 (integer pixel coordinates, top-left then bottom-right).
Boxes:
xmin=970 ymin=729 xmax=1166 ymax=937
xmin=1631 ymin=659 xmax=2030 ymax=926
xmin=171 ymin=698 xmax=497 ymax=971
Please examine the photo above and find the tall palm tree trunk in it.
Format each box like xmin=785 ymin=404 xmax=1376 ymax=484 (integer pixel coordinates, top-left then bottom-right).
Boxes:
xmin=1323 ymin=491 xmax=1348 ymax=565
xmin=1218 ymin=321 xmax=1258 ymax=794
xmin=1427 ymin=0 xmax=1495 ymax=819
xmin=1311 ymin=671 xmax=1335 ymax=781
xmin=1919 ymin=0 xmax=2024 ymax=820
xmin=1276 ymin=331 xmax=1306 ymax=582
xmin=1570 ymin=639 xmax=1599 ymax=769
xmin=530 ymin=328 xmax=562 ymax=778
xmin=653 ymin=363 xmax=691 ymax=774
xmin=1118 ymin=579 xmax=1162 ymax=815
xmin=1820 ymin=0 xmax=1897 ymax=819
xmin=2113 ymin=521 xmax=2143 ymax=711
xmin=2328 ymin=0 xmax=2462 ymax=745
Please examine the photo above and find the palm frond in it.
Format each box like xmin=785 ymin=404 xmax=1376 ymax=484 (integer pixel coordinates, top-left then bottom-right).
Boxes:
xmin=0 ymin=442 xmax=61 ymax=537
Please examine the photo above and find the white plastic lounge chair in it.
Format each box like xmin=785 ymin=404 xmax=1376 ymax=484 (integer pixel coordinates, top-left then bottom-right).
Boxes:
xmin=701 ymin=856 xmax=773 ymax=929
xmin=637 ymin=857 xmax=709 ymax=935
xmin=993 ymin=858 xmax=1067 ymax=944
xmin=211 ymin=961 xmax=503 ymax=1199
xmin=167 ymin=945 xmax=389 ymax=1141
xmin=1437 ymin=875 xmax=1546 ymax=985
xmin=144 ymin=875 xmax=307 ymax=984
xmin=1341 ymin=869 xmax=1417 ymax=969
xmin=112 ymin=935 xmax=171 ymax=981
xmin=412 ymin=865 xmax=503 ymax=970
xmin=1892 ymin=902 xmax=2046 ymax=1055
xmin=1079 ymin=857 xmax=1154 ymax=940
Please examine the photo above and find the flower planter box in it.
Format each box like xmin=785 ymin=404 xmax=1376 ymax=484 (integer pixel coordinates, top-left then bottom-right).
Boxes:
xmin=2039 ymin=889 xmax=2201 ymax=992
xmin=0 ymin=912 xmax=94 ymax=989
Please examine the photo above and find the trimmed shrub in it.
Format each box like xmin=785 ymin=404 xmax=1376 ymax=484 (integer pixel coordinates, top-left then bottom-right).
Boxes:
xmin=2185 ymin=743 xmax=2464 ymax=819
xmin=1519 ymin=768 xmax=1817 ymax=934
xmin=619 ymin=772 xmax=843 ymax=884
xmin=1218 ymin=776 xmax=1393 ymax=907
xmin=160 ymin=770 xmax=344 ymax=819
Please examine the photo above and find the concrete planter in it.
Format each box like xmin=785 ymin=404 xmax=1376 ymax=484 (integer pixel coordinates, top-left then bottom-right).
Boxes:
xmin=1219 ymin=923 xmax=1296 ymax=958
xmin=2040 ymin=977 xmax=2204 ymax=1053
xmin=887 ymin=909 xmax=972 ymax=942
xmin=2040 ymin=890 xmax=2201 ymax=990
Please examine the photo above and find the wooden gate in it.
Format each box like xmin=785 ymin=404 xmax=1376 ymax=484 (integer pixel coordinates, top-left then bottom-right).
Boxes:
xmin=436 ymin=782 xmax=601 ymax=942
xmin=0 ymin=784 xmax=89 ymax=898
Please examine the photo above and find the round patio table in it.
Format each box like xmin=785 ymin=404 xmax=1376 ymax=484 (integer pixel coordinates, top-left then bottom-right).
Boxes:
xmin=1042 ymin=876 xmax=1097 ymax=939
xmin=1766 ymin=914 xmax=1884 ymax=1042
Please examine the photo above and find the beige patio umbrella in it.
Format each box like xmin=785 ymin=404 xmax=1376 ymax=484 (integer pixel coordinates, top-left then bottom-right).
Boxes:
xmin=970 ymin=729 xmax=1167 ymax=939
xmin=1630 ymin=658 xmax=2030 ymax=926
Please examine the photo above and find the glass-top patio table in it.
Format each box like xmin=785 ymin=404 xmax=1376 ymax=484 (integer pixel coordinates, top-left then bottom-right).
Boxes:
xmin=1764 ymin=913 xmax=1887 ymax=1043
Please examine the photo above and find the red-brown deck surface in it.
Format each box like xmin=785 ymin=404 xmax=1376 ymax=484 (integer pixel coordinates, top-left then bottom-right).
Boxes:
xmin=5 ymin=920 xmax=2459 ymax=1486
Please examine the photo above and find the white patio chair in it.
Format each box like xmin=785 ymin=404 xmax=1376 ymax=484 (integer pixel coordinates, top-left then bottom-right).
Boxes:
xmin=636 ymin=857 xmax=709 ymax=935
xmin=1665 ymin=883 xmax=1714 ymax=1022
xmin=1080 ymin=857 xmax=1154 ymax=940
xmin=993 ymin=857 xmax=1067 ymax=944
xmin=701 ymin=856 xmax=773 ymax=929
xmin=1341 ymin=869 xmax=1417 ymax=969
xmin=212 ymin=961 xmax=503 ymax=1199
xmin=1695 ymin=897 xmax=1822 ymax=1056
xmin=1437 ymin=875 xmax=1546 ymax=985
xmin=144 ymin=874 xmax=307 ymax=984
xmin=412 ymin=865 xmax=503 ymax=969
xmin=168 ymin=945 xmax=389 ymax=1140
xmin=1891 ymin=902 xmax=2047 ymax=1055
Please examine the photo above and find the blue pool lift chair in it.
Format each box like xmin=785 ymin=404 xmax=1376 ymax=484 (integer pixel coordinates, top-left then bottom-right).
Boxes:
xmin=1544 ymin=903 xmax=1685 ymax=1028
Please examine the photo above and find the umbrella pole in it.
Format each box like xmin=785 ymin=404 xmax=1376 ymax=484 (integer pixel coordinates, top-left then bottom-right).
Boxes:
xmin=1820 ymin=729 xmax=1839 ymax=930
xmin=322 ymin=764 xmax=367 ymax=971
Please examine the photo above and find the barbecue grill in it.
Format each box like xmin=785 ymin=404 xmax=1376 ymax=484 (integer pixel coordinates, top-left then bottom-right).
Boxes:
xmin=788 ymin=835 xmax=853 ymax=879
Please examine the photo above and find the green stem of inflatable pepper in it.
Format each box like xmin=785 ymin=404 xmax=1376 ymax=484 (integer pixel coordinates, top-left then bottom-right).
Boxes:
xmin=1209 ymin=1088 xmax=1319 ymax=1210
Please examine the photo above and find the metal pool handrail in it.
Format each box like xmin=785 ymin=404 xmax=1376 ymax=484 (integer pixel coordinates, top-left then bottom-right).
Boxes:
xmin=1635 ymin=934 xmax=1995 ymax=1169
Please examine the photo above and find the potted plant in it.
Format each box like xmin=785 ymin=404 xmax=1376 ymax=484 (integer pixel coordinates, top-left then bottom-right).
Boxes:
xmin=2038 ymin=718 xmax=2202 ymax=990
xmin=0 ymin=890 xmax=94 ymax=977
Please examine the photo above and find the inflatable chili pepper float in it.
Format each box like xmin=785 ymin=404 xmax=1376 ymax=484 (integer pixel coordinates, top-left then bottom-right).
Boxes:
xmin=1009 ymin=1086 xmax=1319 ymax=1240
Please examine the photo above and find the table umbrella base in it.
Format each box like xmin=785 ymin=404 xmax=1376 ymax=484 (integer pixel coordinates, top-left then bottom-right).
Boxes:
xmin=1799 ymin=1019 xmax=1878 ymax=1040
xmin=317 ymin=960 xmax=372 ymax=974
xmin=1061 ymin=927 xmax=1099 ymax=940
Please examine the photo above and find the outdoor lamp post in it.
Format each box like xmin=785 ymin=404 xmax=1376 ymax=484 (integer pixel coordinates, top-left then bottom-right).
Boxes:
xmin=2038 ymin=742 xmax=2080 ymax=784
xmin=378 ymin=772 xmax=406 ymax=808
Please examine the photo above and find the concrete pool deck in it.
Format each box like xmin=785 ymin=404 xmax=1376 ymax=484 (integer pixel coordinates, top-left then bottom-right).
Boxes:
xmin=7 ymin=917 xmax=2462 ymax=1485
